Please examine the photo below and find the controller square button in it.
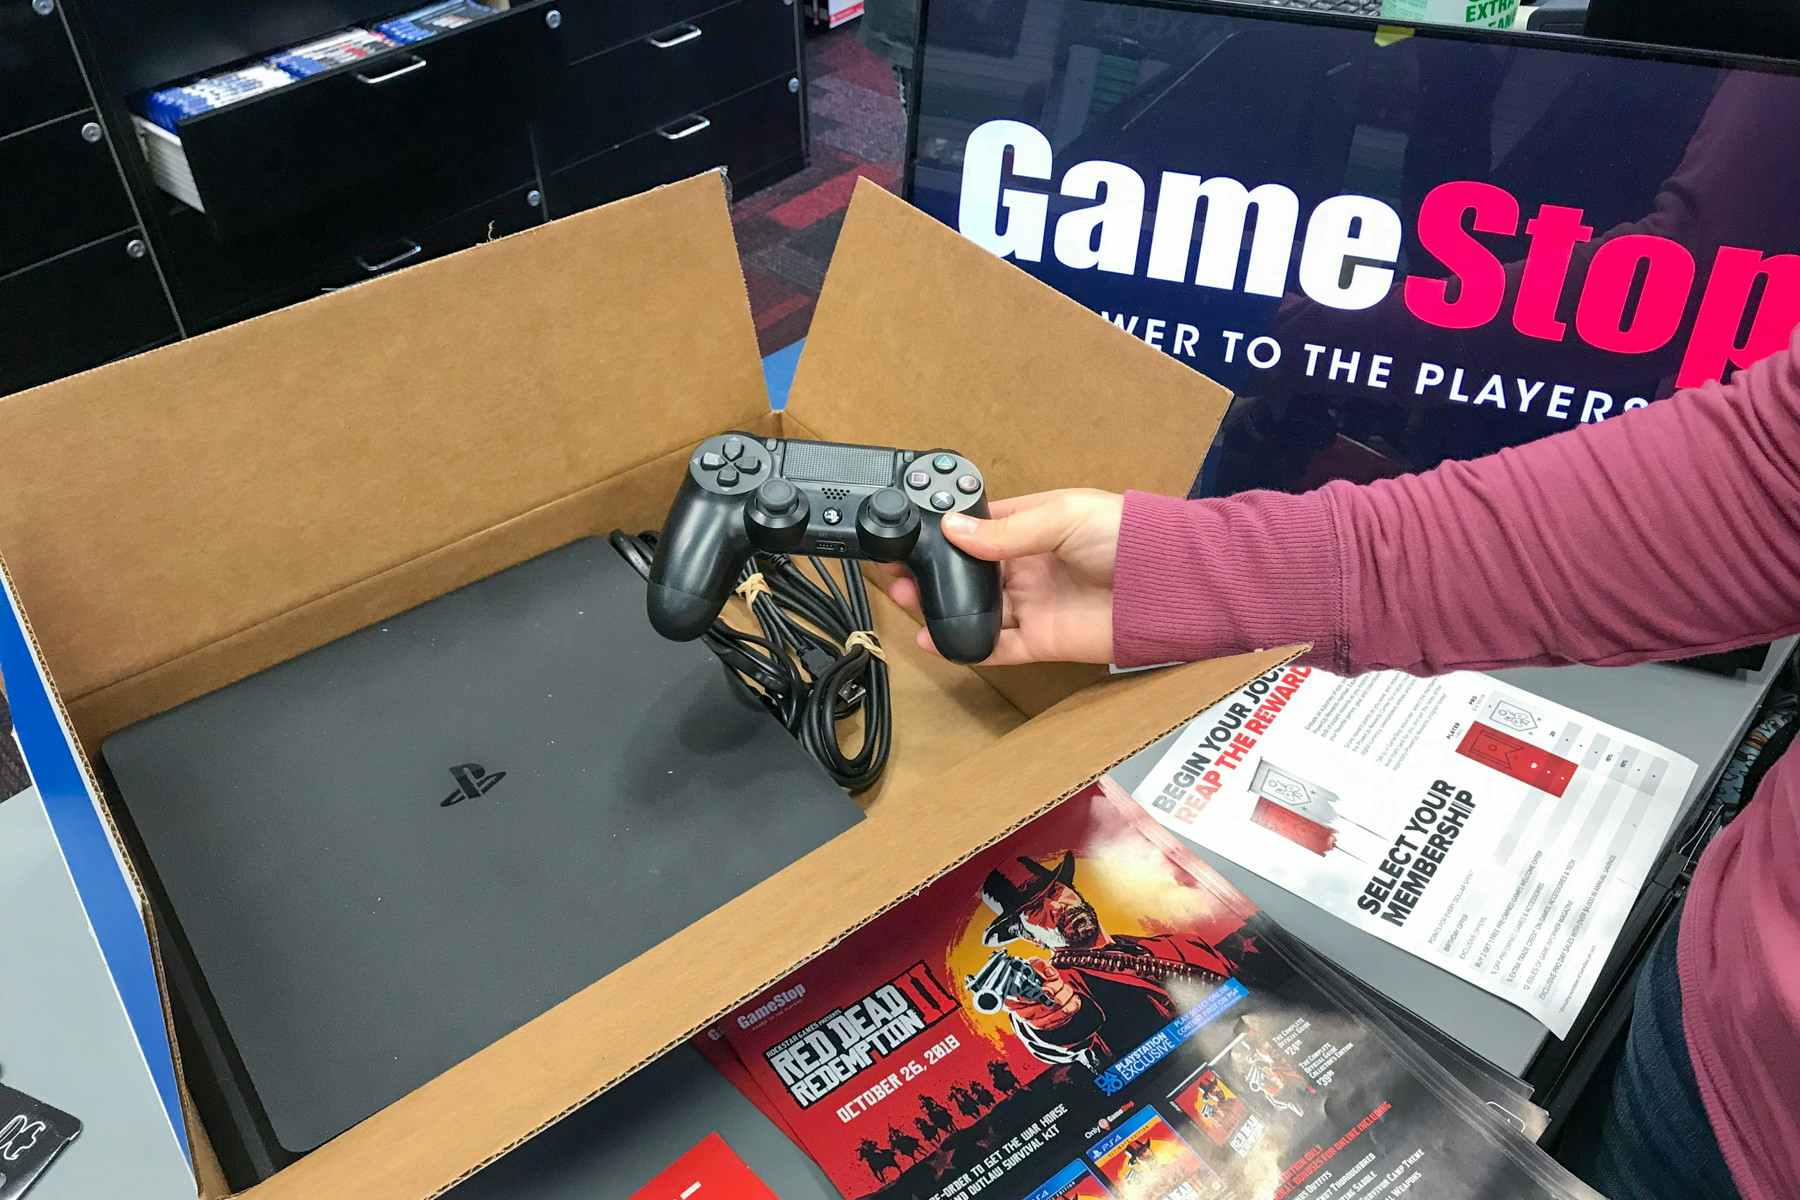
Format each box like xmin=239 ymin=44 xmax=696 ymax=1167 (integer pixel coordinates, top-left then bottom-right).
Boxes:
xmin=718 ymin=466 xmax=740 ymax=487
xmin=930 ymin=491 xmax=955 ymax=511
xmin=906 ymin=470 xmax=930 ymax=489
xmin=956 ymin=474 xmax=981 ymax=495
xmin=699 ymin=452 xmax=724 ymax=470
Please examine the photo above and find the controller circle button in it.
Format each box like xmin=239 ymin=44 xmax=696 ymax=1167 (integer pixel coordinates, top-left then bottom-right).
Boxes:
xmin=956 ymin=474 xmax=981 ymax=495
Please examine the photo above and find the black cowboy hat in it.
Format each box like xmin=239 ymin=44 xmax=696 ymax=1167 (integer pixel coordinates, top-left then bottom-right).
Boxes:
xmin=979 ymin=852 xmax=1077 ymax=946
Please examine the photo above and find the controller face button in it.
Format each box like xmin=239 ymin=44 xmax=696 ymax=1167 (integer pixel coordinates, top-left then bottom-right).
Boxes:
xmin=699 ymin=452 xmax=724 ymax=470
xmin=930 ymin=491 xmax=955 ymax=511
xmin=867 ymin=487 xmax=911 ymax=524
xmin=932 ymin=453 xmax=958 ymax=473
xmin=906 ymin=469 xmax=930 ymax=490
xmin=823 ymin=507 xmax=844 ymax=526
xmin=718 ymin=466 xmax=740 ymax=487
xmin=956 ymin=474 xmax=981 ymax=495
xmin=755 ymin=479 xmax=800 ymax=515
xmin=723 ymin=437 xmax=745 ymax=461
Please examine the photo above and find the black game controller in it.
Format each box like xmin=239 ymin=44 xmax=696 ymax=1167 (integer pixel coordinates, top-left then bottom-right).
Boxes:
xmin=648 ymin=433 xmax=1004 ymax=664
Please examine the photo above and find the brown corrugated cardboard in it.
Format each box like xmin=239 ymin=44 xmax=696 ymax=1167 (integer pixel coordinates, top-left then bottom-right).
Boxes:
xmin=0 ymin=171 xmax=1300 ymax=1199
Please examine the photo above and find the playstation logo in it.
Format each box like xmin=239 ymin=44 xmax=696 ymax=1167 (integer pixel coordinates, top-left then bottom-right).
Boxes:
xmin=440 ymin=762 xmax=507 ymax=806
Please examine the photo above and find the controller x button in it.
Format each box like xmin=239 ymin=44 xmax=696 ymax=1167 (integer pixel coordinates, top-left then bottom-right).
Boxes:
xmin=930 ymin=491 xmax=955 ymax=511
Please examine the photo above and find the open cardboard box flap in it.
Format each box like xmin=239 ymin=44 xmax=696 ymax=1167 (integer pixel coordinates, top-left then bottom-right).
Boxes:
xmin=0 ymin=171 xmax=1300 ymax=1199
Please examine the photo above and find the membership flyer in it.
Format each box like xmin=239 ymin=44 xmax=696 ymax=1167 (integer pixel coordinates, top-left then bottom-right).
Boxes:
xmin=1131 ymin=665 xmax=1696 ymax=1037
xmin=694 ymin=780 xmax=1596 ymax=1200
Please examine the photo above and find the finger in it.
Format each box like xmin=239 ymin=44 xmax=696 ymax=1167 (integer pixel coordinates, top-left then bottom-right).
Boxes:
xmin=982 ymin=491 xmax=1065 ymax=521
xmin=884 ymin=574 xmax=923 ymax=618
xmin=868 ymin=561 xmax=909 ymax=582
xmin=941 ymin=496 xmax=1086 ymax=563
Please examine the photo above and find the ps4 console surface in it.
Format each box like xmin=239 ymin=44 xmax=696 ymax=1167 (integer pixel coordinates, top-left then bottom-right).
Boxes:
xmin=101 ymin=538 xmax=864 ymax=1184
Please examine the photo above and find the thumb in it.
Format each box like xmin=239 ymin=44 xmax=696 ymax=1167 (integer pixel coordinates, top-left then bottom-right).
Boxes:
xmin=941 ymin=497 xmax=1081 ymax=562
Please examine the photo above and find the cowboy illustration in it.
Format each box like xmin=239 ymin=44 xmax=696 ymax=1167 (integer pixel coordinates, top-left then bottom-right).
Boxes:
xmin=977 ymin=852 xmax=1239 ymax=1070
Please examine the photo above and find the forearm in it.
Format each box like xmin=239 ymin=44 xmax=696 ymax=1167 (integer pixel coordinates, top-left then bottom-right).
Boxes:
xmin=1114 ymin=332 xmax=1800 ymax=674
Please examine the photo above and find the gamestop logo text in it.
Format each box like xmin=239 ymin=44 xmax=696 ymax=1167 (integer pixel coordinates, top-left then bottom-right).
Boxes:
xmin=958 ymin=120 xmax=1800 ymax=387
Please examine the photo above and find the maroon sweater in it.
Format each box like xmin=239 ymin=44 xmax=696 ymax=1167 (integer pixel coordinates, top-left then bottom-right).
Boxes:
xmin=1111 ymin=330 xmax=1800 ymax=1200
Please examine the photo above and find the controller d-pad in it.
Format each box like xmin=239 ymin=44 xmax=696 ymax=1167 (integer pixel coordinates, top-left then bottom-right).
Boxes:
xmin=723 ymin=437 xmax=745 ymax=461
xmin=699 ymin=452 xmax=724 ymax=470
xmin=718 ymin=466 xmax=740 ymax=487
xmin=739 ymin=456 xmax=763 ymax=475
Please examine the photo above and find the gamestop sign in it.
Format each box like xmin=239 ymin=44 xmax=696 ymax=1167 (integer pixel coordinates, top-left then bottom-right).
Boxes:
xmin=957 ymin=119 xmax=1800 ymax=398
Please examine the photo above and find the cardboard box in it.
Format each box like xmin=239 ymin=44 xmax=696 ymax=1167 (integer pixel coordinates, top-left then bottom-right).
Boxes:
xmin=0 ymin=172 xmax=1300 ymax=1198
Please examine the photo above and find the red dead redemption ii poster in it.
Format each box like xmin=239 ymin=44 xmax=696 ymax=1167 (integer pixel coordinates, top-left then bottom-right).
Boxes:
xmin=697 ymin=781 xmax=1594 ymax=1200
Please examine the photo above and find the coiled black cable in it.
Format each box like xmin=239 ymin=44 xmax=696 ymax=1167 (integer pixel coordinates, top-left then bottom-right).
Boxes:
xmin=609 ymin=530 xmax=892 ymax=793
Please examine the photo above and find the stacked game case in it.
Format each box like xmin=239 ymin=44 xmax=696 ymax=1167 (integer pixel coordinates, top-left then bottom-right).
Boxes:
xmin=130 ymin=3 xmax=496 ymax=212
xmin=693 ymin=779 xmax=1591 ymax=1200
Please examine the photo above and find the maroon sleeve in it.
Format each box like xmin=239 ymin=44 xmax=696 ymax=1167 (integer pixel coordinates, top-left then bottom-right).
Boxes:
xmin=1113 ymin=329 xmax=1800 ymax=675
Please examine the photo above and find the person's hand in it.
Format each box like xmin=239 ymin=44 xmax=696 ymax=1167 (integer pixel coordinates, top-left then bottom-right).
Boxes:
xmin=1003 ymin=960 xmax=1083 ymax=1030
xmin=879 ymin=489 xmax=1123 ymax=666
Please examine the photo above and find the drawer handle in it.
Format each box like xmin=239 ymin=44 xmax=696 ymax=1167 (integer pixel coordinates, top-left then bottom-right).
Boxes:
xmin=648 ymin=23 xmax=703 ymax=48
xmin=356 ymin=55 xmax=428 ymax=85
xmin=658 ymin=114 xmax=712 ymax=141
xmin=355 ymin=240 xmax=423 ymax=273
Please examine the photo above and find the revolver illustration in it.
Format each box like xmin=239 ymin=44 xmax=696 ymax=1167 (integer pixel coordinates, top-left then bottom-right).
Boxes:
xmin=965 ymin=950 xmax=1052 ymax=1014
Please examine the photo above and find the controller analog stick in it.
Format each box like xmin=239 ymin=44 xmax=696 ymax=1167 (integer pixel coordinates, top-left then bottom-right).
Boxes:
xmin=867 ymin=487 xmax=910 ymax=525
xmin=857 ymin=486 xmax=921 ymax=559
xmin=754 ymin=478 xmax=800 ymax=516
xmin=747 ymin=478 xmax=808 ymax=551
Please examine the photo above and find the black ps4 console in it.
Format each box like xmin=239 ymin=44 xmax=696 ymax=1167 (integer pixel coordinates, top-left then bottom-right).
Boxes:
xmin=101 ymin=538 xmax=864 ymax=1187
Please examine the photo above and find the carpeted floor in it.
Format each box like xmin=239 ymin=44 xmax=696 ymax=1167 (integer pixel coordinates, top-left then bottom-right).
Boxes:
xmin=734 ymin=22 xmax=907 ymax=355
xmin=0 ymin=25 xmax=907 ymax=801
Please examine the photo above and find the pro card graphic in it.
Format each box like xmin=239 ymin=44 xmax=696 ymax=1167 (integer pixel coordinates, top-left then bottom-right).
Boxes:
xmin=628 ymin=1133 xmax=779 ymax=1200
xmin=1456 ymin=722 xmax=1577 ymax=796
xmin=764 ymin=962 xmax=960 ymax=1108
xmin=1025 ymin=1160 xmax=1110 ymax=1200
xmin=1087 ymin=1107 xmax=1223 ymax=1200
